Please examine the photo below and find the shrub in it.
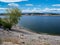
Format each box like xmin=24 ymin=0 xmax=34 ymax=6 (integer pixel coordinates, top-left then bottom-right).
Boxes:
xmin=4 ymin=8 xmax=21 ymax=30
xmin=0 ymin=8 xmax=21 ymax=30
xmin=0 ymin=18 xmax=2 ymax=27
xmin=1 ymin=19 xmax=12 ymax=30
xmin=2 ymin=21 xmax=12 ymax=30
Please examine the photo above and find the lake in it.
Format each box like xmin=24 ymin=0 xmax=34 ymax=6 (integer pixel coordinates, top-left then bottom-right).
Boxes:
xmin=0 ymin=15 xmax=60 ymax=35
xmin=19 ymin=15 xmax=60 ymax=35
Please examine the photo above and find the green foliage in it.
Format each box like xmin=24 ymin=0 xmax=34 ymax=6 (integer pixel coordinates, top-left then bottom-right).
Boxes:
xmin=0 ymin=7 xmax=22 ymax=30
xmin=0 ymin=18 xmax=2 ymax=26
xmin=2 ymin=19 xmax=12 ymax=30
xmin=7 ymin=8 xmax=21 ymax=25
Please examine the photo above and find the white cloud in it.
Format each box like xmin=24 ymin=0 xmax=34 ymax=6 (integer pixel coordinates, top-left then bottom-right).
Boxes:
xmin=0 ymin=8 xmax=8 ymax=13
xmin=8 ymin=3 xmax=19 ymax=7
xmin=25 ymin=4 xmax=41 ymax=7
xmin=22 ymin=8 xmax=60 ymax=13
xmin=22 ymin=8 xmax=42 ymax=13
xmin=42 ymin=8 xmax=60 ymax=13
xmin=0 ymin=0 xmax=27 ymax=2
xmin=0 ymin=7 xmax=60 ymax=13
xmin=0 ymin=8 xmax=7 ymax=10
xmin=44 ymin=8 xmax=60 ymax=11
xmin=26 ymin=4 xmax=33 ymax=6
xmin=52 ymin=4 xmax=60 ymax=6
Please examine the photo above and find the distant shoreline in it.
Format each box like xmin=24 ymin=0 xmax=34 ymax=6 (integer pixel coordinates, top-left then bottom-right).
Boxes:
xmin=0 ymin=13 xmax=60 ymax=16
xmin=0 ymin=15 xmax=60 ymax=16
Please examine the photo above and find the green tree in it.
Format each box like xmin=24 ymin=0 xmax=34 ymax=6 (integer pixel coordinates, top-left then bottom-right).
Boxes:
xmin=2 ymin=8 xmax=21 ymax=30
xmin=0 ymin=18 xmax=2 ymax=27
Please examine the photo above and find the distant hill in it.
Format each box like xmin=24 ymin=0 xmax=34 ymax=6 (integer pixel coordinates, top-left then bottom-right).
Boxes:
xmin=0 ymin=13 xmax=60 ymax=16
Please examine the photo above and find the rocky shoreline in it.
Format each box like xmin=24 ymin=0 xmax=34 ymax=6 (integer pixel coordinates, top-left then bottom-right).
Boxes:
xmin=0 ymin=26 xmax=60 ymax=45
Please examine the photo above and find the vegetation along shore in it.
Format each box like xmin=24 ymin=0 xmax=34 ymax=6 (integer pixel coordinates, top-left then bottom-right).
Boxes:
xmin=0 ymin=7 xmax=60 ymax=45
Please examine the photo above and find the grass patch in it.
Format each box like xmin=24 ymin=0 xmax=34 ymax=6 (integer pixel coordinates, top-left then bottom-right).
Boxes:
xmin=0 ymin=38 xmax=3 ymax=44
xmin=2 ymin=37 xmax=20 ymax=44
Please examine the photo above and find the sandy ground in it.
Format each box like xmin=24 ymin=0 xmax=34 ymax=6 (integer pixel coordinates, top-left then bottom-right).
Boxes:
xmin=0 ymin=27 xmax=60 ymax=45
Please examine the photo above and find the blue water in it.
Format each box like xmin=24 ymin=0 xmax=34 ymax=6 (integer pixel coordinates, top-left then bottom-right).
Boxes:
xmin=19 ymin=15 xmax=60 ymax=35
xmin=0 ymin=15 xmax=60 ymax=35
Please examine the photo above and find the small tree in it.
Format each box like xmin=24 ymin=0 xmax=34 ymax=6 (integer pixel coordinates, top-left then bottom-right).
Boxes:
xmin=0 ymin=18 xmax=2 ymax=27
xmin=2 ymin=8 xmax=21 ymax=30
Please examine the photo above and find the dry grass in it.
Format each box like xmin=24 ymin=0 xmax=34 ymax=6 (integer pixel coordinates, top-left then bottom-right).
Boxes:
xmin=0 ymin=38 xmax=3 ymax=44
xmin=42 ymin=42 xmax=50 ymax=45
xmin=2 ymin=37 xmax=20 ymax=44
xmin=0 ymin=37 xmax=50 ymax=45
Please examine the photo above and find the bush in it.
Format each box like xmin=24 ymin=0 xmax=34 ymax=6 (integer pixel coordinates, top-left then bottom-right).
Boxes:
xmin=0 ymin=8 xmax=21 ymax=30
xmin=2 ymin=19 xmax=12 ymax=30
xmin=0 ymin=18 xmax=2 ymax=27
xmin=3 ymin=22 xmax=12 ymax=30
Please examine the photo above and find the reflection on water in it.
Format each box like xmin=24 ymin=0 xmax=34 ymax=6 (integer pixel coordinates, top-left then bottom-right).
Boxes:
xmin=19 ymin=15 xmax=60 ymax=35
xmin=1 ymin=15 xmax=60 ymax=35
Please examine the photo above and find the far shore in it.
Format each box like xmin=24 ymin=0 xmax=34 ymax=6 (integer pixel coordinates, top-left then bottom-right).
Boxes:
xmin=0 ymin=15 xmax=60 ymax=16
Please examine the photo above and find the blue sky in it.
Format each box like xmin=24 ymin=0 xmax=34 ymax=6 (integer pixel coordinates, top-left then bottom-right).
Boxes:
xmin=0 ymin=0 xmax=60 ymax=13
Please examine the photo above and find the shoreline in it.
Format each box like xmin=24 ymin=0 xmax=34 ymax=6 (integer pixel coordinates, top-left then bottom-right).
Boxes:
xmin=0 ymin=26 xmax=60 ymax=45
xmin=21 ymin=15 xmax=60 ymax=16
xmin=0 ymin=15 xmax=60 ymax=16
xmin=17 ymin=25 xmax=60 ymax=36
xmin=12 ymin=25 xmax=60 ymax=36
